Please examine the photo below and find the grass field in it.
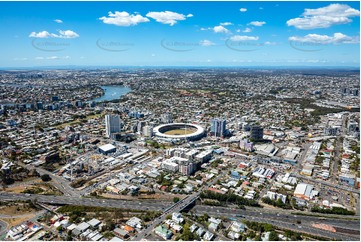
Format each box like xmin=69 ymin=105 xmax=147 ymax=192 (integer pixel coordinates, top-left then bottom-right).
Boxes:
xmin=163 ymin=128 xmax=196 ymax=136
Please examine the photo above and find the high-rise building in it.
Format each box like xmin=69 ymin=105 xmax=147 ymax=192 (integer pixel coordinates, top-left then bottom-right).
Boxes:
xmin=250 ymin=125 xmax=263 ymax=141
xmin=210 ymin=118 xmax=227 ymax=137
xmin=105 ymin=114 xmax=121 ymax=138
xmin=240 ymin=139 xmax=254 ymax=151
xmin=143 ymin=125 xmax=153 ymax=137
xmin=137 ymin=121 xmax=146 ymax=134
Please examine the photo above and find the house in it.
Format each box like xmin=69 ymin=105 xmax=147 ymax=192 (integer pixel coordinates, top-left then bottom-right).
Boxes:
xmin=164 ymin=220 xmax=183 ymax=233
xmin=72 ymin=222 xmax=90 ymax=236
xmin=91 ymin=234 xmax=103 ymax=241
xmin=66 ymin=224 xmax=77 ymax=232
xmin=196 ymin=227 xmax=205 ymax=237
xmin=109 ymin=236 xmax=123 ymax=241
xmin=126 ymin=217 xmax=142 ymax=229
xmin=88 ymin=219 xmax=102 ymax=229
xmin=154 ymin=225 xmax=173 ymax=240
xmin=208 ymin=222 xmax=218 ymax=232
xmin=203 ymin=231 xmax=215 ymax=241
xmin=190 ymin=224 xmax=198 ymax=233
xmin=208 ymin=217 xmax=221 ymax=226
xmin=113 ymin=228 xmax=129 ymax=239
xmin=230 ymin=221 xmax=246 ymax=233
xmin=124 ymin=225 xmax=135 ymax=233
xmin=172 ymin=212 xmax=184 ymax=224
xmin=228 ymin=231 xmax=241 ymax=240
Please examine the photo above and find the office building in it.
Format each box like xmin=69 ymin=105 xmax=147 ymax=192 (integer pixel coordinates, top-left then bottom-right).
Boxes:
xmin=143 ymin=125 xmax=153 ymax=137
xmin=210 ymin=118 xmax=227 ymax=137
xmin=250 ymin=125 xmax=263 ymax=141
xmin=137 ymin=121 xmax=146 ymax=134
xmin=105 ymin=114 xmax=121 ymax=138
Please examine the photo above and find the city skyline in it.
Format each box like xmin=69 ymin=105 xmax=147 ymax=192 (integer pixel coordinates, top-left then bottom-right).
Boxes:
xmin=0 ymin=1 xmax=360 ymax=68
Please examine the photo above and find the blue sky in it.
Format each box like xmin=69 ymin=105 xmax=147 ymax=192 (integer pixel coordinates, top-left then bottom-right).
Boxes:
xmin=0 ymin=1 xmax=359 ymax=68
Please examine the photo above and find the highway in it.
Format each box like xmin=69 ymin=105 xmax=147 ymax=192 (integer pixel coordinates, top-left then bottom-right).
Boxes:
xmin=193 ymin=206 xmax=360 ymax=241
xmin=0 ymin=193 xmax=173 ymax=211
xmin=1 ymin=192 xmax=359 ymax=240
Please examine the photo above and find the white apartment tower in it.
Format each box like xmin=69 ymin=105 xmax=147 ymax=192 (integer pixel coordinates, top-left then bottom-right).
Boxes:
xmin=105 ymin=114 xmax=121 ymax=138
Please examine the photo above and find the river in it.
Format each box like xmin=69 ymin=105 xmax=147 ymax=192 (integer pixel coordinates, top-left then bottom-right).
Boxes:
xmin=92 ymin=85 xmax=131 ymax=102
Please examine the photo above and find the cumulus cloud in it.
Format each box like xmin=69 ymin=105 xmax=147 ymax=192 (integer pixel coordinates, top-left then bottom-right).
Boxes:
xmin=146 ymin=11 xmax=192 ymax=26
xmin=243 ymin=27 xmax=252 ymax=33
xmin=287 ymin=4 xmax=360 ymax=29
xmin=248 ymin=21 xmax=266 ymax=26
xmin=58 ymin=30 xmax=79 ymax=38
xmin=199 ymin=40 xmax=215 ymax=46
xmin=220 ymin=22 xmax=233 ymax=26
xmin=99 ymin=11 xmax=149 ymax=26
xmin=213 ymin=25 xmax=230 ymax=34
xmin=54 ymin=19 xmax=63 ymax=23
xmin=289 ymin=33 xmax=359 ymax=44
xmin=29 ymin=30 xmax=79 ymax=38
xmin=229 ymin=35 xmax=259 ymax=41
xmin=240 ymin=8 xmax=247 ymax=12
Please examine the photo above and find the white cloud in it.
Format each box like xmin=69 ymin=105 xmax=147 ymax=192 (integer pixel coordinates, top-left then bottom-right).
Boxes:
xmin=29 ymin=31 xmax=55 ymax=38
xmin=220 ymin=22 xmax=233 ymax=26
xmin=35 ymin=56 xmax=70 ymax=60
xmin=200 ymin=27 xmax=210 ymax=31
xmin=240 ymin=8 xmax=247 ymax=12
xmin=146 ymin=11 xmax=192 ymax=26
xmin=243 ymin=27 xmax=252 ymax=33
xmin=229 ymin=35 xmax=259 ymax=41
xmin=287 ymin=4 xmax=360 ymax=29
xmin=58 ymin=30 xmax=79 ymax=38
xmin=54 ymin=19 xmax=63 ymax=23
xmin=29 ymin=30 xmax=79 ymax=38
xmin=213 ymin=25 xmax=230 ymax=34
xmin=99 ymin=11 xmax=149 ymax=26
xmin=187 ymin=14 xmax=193 ymax=18
xmin=199 ymin=40 xmax=215 ymax=46
xmin=248 ymin=21 xmax=266 ymax=27
xmin=289 ymin=33 xmax=359 ymax=44
xmin=264 ymin=41 xmax=277 ymax=45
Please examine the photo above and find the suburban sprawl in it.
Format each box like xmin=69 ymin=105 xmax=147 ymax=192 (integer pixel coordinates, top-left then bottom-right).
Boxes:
xmin=0 ymin=68 xmax=359 ymax=241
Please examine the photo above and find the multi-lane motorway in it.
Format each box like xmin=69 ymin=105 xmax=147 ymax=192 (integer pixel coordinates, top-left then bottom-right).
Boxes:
xmin=193 ymin=205 xmax=360 ymax=241
xmin=1 ymin=191 xmax=360 ymax=240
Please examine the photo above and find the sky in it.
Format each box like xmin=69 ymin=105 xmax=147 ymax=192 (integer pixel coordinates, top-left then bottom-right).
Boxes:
xmin=0 ymin=1 xmax=360 ymax=68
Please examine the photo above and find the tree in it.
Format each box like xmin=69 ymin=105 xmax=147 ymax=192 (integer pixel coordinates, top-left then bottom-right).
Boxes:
xmin=268 ymin=231 xmax=279 ymax=241
xmin=173 ymin=197 xmax=180 ymax=203
xmin=41 ymin=174 xmax=52 ymax=182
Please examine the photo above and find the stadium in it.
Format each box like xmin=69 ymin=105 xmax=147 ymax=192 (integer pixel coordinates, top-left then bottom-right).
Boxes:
xmin=153 ymin=123 xmax=205 ymax=141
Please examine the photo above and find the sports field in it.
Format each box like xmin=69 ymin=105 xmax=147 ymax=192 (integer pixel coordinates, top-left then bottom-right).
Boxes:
xmin=164 ymin=128 xmax=196 ymax=136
